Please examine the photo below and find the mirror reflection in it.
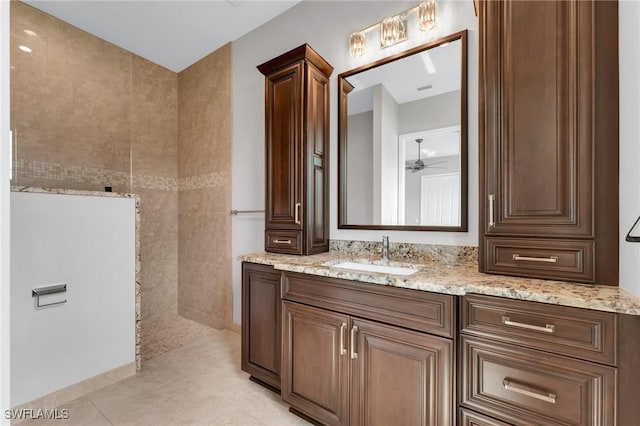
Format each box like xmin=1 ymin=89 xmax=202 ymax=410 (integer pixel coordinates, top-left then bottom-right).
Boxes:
xmin=339 ymin=31 xmax=467 ymax=231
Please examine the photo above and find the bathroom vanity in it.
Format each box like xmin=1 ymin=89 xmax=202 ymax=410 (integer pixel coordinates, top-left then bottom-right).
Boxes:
xmin=240 ymin=252 xmax=640 ymax=426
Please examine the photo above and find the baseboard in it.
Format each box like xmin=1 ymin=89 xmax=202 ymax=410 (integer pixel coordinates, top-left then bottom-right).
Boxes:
xmin=228 ymin=322 xmax=241 ymax=334
xmin=12 ymin=361 xmax=136 ymax=420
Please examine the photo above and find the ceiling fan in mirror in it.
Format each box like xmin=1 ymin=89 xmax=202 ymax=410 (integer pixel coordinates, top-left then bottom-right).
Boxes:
xmin=405 ymin=138 xmax=447 ymax=173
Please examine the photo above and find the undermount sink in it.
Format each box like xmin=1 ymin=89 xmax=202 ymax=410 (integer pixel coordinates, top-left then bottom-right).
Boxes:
xmin=330 ymin=261 xmax=419 ymax=276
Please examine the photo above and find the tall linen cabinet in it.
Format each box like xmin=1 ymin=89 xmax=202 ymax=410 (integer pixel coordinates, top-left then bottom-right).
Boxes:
xmin=258 ymin=45 xmax=333 ymax=255
xmin=478 ymin=0 xmax=619 ymax=284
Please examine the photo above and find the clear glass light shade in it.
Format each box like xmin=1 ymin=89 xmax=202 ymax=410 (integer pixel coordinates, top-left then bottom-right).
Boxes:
xmin=418 ymin=0 xmax=438 ymax=31
xmin=349 ymin=31 xmax=367 ymax=57
xmin=380 ymin=16 xmax=405 ymax=48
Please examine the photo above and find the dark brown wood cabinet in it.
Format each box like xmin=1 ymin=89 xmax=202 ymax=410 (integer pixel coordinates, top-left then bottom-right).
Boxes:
xmin=460 ymin=294 xmax=640 ymax=426
xmin=350 ymin=318 xmax=452 ymax=426
xmin=241 ymin=263 xmax=282 ymax=391
xmin=282 ymin=301 xmax=350 ymax=426
xmin=258 ymin=45 xmax=333 ymax=255
xmin=281 ymin=272 xmax=455 ymax=426
xmin=478 ymin=0 xmax=619 ymax=284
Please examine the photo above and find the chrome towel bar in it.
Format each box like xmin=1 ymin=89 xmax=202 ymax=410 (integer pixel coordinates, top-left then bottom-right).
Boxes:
xmin=230 ymin=209 xmax=265 ymax=215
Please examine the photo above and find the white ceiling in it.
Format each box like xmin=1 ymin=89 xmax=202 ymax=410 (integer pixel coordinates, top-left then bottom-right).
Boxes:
xmin=23 ymin=0 xmax=302 ymax=72
xmin=402 ymin=128 xmax=460 ymax=161
xmin=347 ymin=38 xmax=461 ymax=116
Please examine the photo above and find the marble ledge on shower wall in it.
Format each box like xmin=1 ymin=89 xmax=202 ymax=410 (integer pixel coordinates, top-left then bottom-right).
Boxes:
xmin=12 ymin=185 xmax=143 ymax=370
xmin=329 ymin=239 xmax=478 ymax=264
xmin=12 ymin=159 xmax=229 ymax=192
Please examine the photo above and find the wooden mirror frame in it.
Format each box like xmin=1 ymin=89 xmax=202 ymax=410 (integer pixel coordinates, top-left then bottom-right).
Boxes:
xmin=338 ymin=30 xmax=468 ymax=231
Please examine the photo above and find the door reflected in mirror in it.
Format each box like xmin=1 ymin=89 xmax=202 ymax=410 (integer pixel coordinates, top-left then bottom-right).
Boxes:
xmin=339 ymin=31 xmax=467 ymax=231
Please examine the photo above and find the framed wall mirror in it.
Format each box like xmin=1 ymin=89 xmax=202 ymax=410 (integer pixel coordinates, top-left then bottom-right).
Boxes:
xmin=338 ymin=30 xmax=468 ymax=231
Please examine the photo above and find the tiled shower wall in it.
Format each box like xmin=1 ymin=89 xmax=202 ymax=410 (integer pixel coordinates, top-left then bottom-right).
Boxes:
xmin=177 ymin=44 xmax=232 ymax=329
xmin=10 ymin=2 xmax=179 ymax=325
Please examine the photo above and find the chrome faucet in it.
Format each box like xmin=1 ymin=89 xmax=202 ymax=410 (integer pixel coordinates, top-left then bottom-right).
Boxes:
xmin=381 ymin=235 xmax=390 ymax=261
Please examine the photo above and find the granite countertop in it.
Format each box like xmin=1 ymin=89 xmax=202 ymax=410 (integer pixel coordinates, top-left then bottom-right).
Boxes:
xmin=12 ymin=186 xmax=136 ymax=199
xmin=239 ymin=251 xmax=640 ymax=316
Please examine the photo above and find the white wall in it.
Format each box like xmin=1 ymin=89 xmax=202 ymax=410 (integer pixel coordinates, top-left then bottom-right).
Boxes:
xmin=373 ymin=84 xmax=399 ymax=224
xmin=346 ymin=111 xmax=373 ymax=223
xmin=619 ymin=0 xmax=640 ymax=297
xmin=0 ymin=0 xmax=10 ymax=421
xmin=10 ymin=192 xmax=135 ymax=406
xmin=231 ymin=0 xmax=478 ymax=323
xmin=399 ymin=91 xmax=460 ymax=134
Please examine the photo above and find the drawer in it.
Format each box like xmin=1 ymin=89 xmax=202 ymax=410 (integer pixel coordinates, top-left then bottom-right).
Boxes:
xmin=460 ymin=408 xmax=512 ymax=426
xmin=461 ymin=294 xmax=616 ymax=365
xmin=282 ymin=272 xmax=455 ymax=338
xmin=265 ymin=230 xmax=302 ymax=255
xmin=461 ymin=336 xmax=616 ymax=426
xmin=484 ymin=238 xmax=594 ymax=283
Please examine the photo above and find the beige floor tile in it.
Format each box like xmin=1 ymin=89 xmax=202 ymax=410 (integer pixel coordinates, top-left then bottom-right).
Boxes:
xmin=34 ymin=316 xmax=309 ymax=426
xmin=16 ymin=397 xmax=110 ymax=426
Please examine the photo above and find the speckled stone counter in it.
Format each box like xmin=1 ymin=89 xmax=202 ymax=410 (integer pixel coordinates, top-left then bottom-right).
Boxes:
xmin=238 ymin=251 xmax=640 ymax=316
xmin=13 ymin=186 xmax=142 ymax=369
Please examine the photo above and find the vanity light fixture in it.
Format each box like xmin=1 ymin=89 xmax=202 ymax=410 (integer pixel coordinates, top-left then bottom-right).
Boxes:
xmin=349 ymin=31 xmax=367 ymax=57
xmin=348 ymin=1 xmax=439 ymax=57
xmin=380 ymin=16 xmax=407 ymax=48
xmin=418 ymin=0 xmax=438 ymax=31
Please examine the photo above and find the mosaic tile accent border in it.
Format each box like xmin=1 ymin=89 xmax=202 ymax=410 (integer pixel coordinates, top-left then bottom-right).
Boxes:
xmin=13 ymin=159 xmax=178 ymax=191
xmin=329 ymin=239 xmax=478 ymax=264
xmin=178 ymin=170 xmax=228 ymax=191
xmin=13 ymin=160 xmax=228 ymax=192
xmin=12 ymin=186 xmax=143 ymax=370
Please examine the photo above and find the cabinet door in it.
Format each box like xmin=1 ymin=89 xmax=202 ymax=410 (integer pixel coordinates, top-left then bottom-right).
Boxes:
xmin=282 ymin=301 xmax=350 ymax=426
xmin=265 ymin=62 xmax=303 ymax=231
xmin=350 ymin=318 xmax=453 ymax=426
xmin=480 ymin=0 xmax=594 ymax=238
xmin=241 ymin=263 xmax=281 ymax=391
xmin=304 ymin=63 xmax=330 ymax=254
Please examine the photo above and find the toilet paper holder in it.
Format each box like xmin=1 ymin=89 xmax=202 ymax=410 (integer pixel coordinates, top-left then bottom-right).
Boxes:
xmin=32 ymin=284 xmax=67 ymax=308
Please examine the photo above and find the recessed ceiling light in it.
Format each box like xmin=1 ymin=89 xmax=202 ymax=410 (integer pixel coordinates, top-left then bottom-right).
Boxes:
xmin=23 ymin=29 xmax=37 ymax=36
xmin=18 ymin=45 xmax=32 ymax=53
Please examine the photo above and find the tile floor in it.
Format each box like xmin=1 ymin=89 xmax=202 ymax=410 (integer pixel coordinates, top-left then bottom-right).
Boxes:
xmin=19 ymin=318 xmax=310 ymax=425
xmin=140 ymin=315 xmax=219 ymax=362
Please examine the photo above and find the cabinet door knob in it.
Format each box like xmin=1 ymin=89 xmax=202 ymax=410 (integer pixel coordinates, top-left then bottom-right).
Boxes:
xmin=294 ymin=202 xmax=301 ymax=225
xmin=350 ymin=326 xmax=358 ymax=359
xmin=339 ymin=323 xmax=347 ymax=356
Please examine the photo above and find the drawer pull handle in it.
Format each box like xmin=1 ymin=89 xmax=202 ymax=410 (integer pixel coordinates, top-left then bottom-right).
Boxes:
xmin=502 ymin=316 xmax=555 ymax=333
xmin=512 ymin=254 xmax=559 ymax=263
xmin=488 ymin=194 xmax=495 ymax=227
xmin=295 ymin=202 xmax=301 ymax=225
xmin=350 ymin=326 xmax=358 ymax=359
xmin=503 ymin=379 xmax=557 ymax=404
xmin=339 ymin=323 xmax=347 ymax=356
xmin=273 ymin=239 xmax=291 ymax=244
